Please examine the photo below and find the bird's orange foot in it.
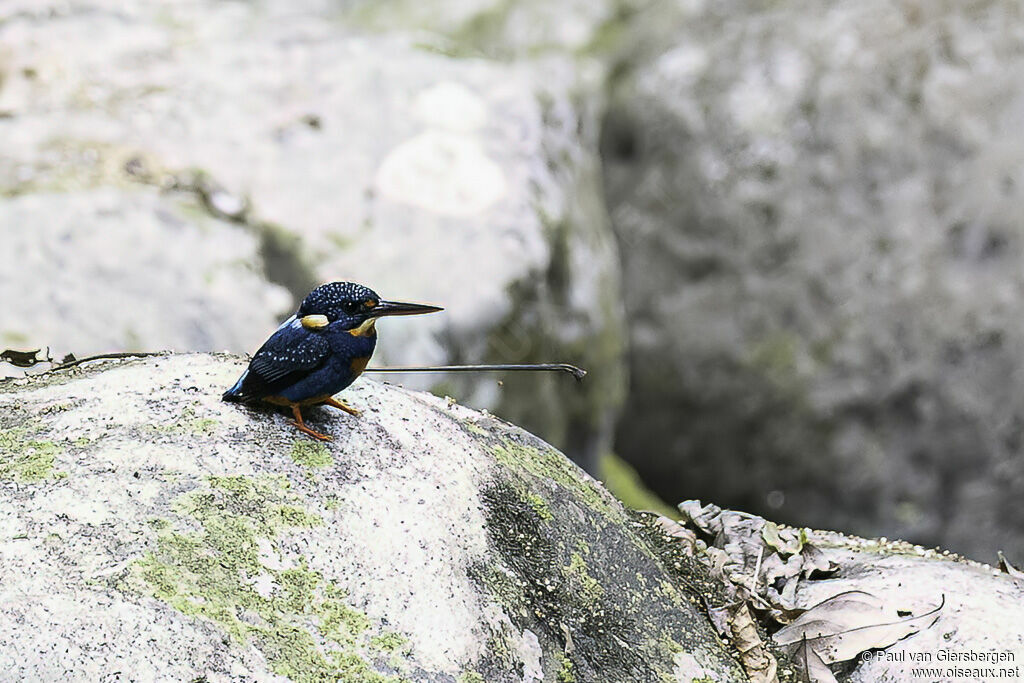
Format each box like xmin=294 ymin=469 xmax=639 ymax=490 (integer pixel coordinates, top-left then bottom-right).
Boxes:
xmin=323 ymin=396 xmax=361 ymax=417
xmin=288 ymin=420 xmax=333 ymax=441
xmin=287 ymin=404 xmax=333 ymax=440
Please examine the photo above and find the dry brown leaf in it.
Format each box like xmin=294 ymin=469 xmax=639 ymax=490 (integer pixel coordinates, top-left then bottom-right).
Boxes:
xmin=767 ymin=604 xmax=806 ymax=626
xmin=678 ymin=500 xmax=724 ymax=536
xmin=793 ymin=636 xmax=838 ymax=683
xmin=998 ymin=551 xmax=1024 ymax=580
xmin=761 ymin=551 xmax=806 ymax=613
xmin=704 ymin=546 xmax=732 ymax=578
xmin=773 ymin=591 xmax=943 ymax=664
xmin=721 ymin=514 xmax=768 ymax=576
xmin=707 ymin=604 xmax=732 ymax=639
xmin=727 ymin=602 xmax=779 ymax=683
xmin=654 ymin=515 xmax=698 ymax=554
xmin=766 ymin=573 xmax=800 ymax=612
xmin=763 ymin=553 xmax=803 ymax=584
xmin=799 ymin=543 xmax=839 ymax=578
xmin=762 ymin=521 xmax=803 ymax=556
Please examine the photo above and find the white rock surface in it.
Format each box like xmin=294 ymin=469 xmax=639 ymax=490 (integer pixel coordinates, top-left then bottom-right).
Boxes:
xmin=0 ymin=189 xmax=289 ymax=360
xmin=0 ymin=353 xmax=741 ymax=682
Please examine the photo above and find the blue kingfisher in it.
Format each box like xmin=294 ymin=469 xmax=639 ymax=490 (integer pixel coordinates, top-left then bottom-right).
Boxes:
xmin=223 ymin=281 xmax=441 ymax=440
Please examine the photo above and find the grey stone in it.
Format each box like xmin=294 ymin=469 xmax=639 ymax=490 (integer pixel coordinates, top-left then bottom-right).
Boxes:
xmin=0 ymin=189 xmax=290 ymax=360
xmin=0 ymin=0 xmax=626 ymax=470
xmin=796 ymin=529 xmax=1024 ymax=682
xmin=604 ymin=0 xmax=1024 ymax=561
xmin=0 ymin=353 xmax=743 ymax=682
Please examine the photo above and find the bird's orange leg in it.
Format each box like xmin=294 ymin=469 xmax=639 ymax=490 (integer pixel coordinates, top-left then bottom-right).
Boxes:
xmin=288 ymin=404 xmax=333 ymax=441
xmin=322 ymin=396 xmax=361 ymax=417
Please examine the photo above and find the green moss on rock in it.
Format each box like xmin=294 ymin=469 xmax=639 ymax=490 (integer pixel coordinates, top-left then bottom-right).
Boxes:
xmin=0 ymin=427 xmax=64 ymax=482
xmin=485 ymin=432 xmax=622 ymax=522
xmin=523 ymin=492 xmax=553 ymax=521
xmin=557 ymin=655 xmax=576 ymax=682
xmin=189 ymin=417 xmax=218 ymax=435
xmin=476 ymin=481 xmax=649 ymax=680
xmin=369 ymin=632 xmax=408 ymax=653
xmin=124 ymin=474 xmax=401 ymax=683
xmin=563 ymin=553 xmax=603 ymax=606
xmin=471 ymin=462 xmax=746 ymax=683
xmin=290 ymin=440 xmax=333 ymax=468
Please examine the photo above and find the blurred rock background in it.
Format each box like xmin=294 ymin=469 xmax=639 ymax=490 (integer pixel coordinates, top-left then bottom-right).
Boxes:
xmin=2 ymin=0 xmax=1023 ymax=564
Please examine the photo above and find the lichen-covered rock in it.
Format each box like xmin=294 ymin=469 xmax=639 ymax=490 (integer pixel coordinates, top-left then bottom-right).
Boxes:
xmin=0 ymin=353 xmax=743 ymax=682
xmin=603 ymin=0 xmax=1024 ymax=561
xmin=0 ymin=0 xmax=626 ymax=470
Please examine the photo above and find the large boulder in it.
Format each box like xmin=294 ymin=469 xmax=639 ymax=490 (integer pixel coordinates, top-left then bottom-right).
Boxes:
xmin=0 ymin=0 xmax=625 ymax=470
xmin=0 ymin=353 xmax=742 ymax=682
xmin=0 ymin=189 xmax=290 ymax=362
xmin=603 ymin=0 xmax=1024 ymax=561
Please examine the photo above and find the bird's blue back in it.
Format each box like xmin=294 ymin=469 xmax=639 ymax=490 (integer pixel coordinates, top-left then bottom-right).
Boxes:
xmin=224 ymin=316 xmax=376 ymax=403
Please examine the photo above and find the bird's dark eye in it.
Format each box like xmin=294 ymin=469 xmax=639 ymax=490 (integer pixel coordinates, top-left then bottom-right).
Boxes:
xmin=342 ymin=301 xmax=360 ymax=315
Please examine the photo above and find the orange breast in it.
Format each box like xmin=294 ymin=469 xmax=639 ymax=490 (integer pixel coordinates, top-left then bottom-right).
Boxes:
xmin=264 ymin=394 xmax=335 ymax=407
xmin=350 ymin=356 xmax=370 ymax=376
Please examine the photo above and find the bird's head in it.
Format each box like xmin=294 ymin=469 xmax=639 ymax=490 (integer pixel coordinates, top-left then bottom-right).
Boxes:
xmin=297 ymin=282 xmax=442 ymax=336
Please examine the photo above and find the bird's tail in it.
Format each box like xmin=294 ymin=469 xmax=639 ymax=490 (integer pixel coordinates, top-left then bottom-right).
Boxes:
xmin=222 ymin=371 xmax=248 ymax=403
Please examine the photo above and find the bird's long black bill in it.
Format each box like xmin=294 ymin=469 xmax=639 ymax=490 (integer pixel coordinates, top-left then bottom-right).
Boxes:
xmin=365 ymin=363 xmax=587 ymax=381
xmin=373 ymin=300 xmax=444 ymax=317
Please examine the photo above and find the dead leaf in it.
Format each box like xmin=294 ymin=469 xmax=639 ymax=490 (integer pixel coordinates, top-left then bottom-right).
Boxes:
xmin=707 ymin=604 xmax=732 ymax=639
xmin=793 ymin=636 xmax=838 ymax=683
xmin=704 ymin=546 xmax=732 ymax=579
xmin=678 ymin=500 xmax=724 ymax=536
xmin=766 ymin=574 xmax=800 ymax=613
xmin=721 ymin=514 xmax=768 ymax=577
xmin=773 ymin=591 xmax=943 ymax=664
xmin=1 ymin=348 xmax=50 ymax=368
xmin=726 ymin=602 xmax=779 ymax=683
xmin=762 ymin=521 xmax=803 ymax=556
xmin=998 ymin=551 xmax=1024 ymax=580
xmin=654 ymin=515 xmax=697 ymax=554
xmin=763 ymin=553 xmax=803 ymax=585
xmin=799 ymin=543 xmax=839 ymax=578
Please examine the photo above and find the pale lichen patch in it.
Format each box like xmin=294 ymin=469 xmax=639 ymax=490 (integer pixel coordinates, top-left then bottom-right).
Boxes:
xmin=290 ymin=440 xmax=333 ymax=468
xmin=557 ymin=654 xmax=576 ymax=682
xmin=487 ymin=435 xmax=623 ymax=522
xmin=524 ymin=492 xmax=553 ymax=521
xmin=562 ymin=553 xmax=604 ymax=606
xmin=0 ymin=427 xmax=64 ymax=482
xmin=124 ymin=474 xmax=402 ymax=682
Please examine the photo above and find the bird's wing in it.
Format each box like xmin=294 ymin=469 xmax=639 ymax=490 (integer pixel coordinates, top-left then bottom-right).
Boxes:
xmin=234 ymin=318 xmax=331 ymax=401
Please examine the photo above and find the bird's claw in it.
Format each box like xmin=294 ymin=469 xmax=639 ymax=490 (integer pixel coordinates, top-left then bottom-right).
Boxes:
xmin=288 ymin=420 xmax=333 ymax=441
xmin=323 ymin=396 xmax=361 ymax=417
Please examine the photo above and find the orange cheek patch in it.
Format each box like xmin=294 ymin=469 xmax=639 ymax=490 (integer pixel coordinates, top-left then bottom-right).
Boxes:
xmin=300 ymin=315 xmax=329 ymax=330
xmin=348 ymin=318 xmax=377 ymax=337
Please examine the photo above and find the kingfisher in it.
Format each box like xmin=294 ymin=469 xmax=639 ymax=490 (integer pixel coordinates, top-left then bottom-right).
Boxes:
xmin=223 ymin=281 xmax=442 ymax=441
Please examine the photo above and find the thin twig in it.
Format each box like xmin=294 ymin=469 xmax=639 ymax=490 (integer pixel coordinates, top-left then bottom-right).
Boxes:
xmin=49 ymin=352 xmax=166 ymax=371
xmin=365 ymin=363 xmax=587 ymax=381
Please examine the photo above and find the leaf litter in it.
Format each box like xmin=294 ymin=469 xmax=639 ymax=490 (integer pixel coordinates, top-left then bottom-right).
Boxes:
xmin=653 ymin=501 xmax=944 ymax=683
